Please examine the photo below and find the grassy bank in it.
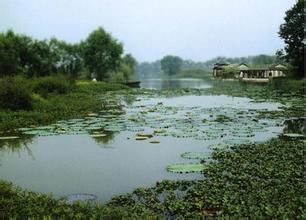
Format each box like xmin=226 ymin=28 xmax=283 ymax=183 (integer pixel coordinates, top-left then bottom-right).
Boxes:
xmin=1 ymin=138 xmax=303 ymax=218
xmin=0 ymin=77 xmax=128 ymax=133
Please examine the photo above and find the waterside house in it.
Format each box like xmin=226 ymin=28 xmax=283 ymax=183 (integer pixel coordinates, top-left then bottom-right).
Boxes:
xmin=213 ymin=63 xmax=287 ymax=82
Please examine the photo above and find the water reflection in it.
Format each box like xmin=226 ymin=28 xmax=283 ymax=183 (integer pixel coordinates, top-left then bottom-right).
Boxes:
xmin=0 ymin=135 xmax=34 ymax=153
xmin=90 ymin=130 xmax=118 ymax=146
xmin=0 ymin=135 xmax=35 ymax=165
xmin=141 ymin=78 xmax=211 ymax=89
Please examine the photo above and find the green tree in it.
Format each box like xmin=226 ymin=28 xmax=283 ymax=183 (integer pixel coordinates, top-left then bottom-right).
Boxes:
xmin=278 ymin=0 xmax=304 ymax=77
xmin=160 ymin=55 xmax=183 ymax=76
xmin=122 ymin=53 xmax=137 ymax=73
xmin=26 ymin=39 xmax=53 ymax=77
xmin=81 ymin=27 xmax=123 ymax=80
xmin=49 ymin=38 xmax=83 ymax=77
xmin=0 ymin=30 xmax=32 ymax=76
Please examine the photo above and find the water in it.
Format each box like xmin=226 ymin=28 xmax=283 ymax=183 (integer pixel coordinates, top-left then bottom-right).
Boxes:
xmin=140 ymin=78 xmax=211 ymax=89
xmin=0 ymin=134 xmax=203 ymax=201
xmin=0 ymin=78 xmax=287 ymax=202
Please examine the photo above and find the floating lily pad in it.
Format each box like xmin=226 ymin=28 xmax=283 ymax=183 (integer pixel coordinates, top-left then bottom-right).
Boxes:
xmin=135 ymin=136 xmax=148 ymax=140
xmin=149 ymin=140 xmax=160 ymax=144
xmin=154 ymin=129 xmax=166 ymax=134
xmin=283 ymin=133 xmax=305 ymax=138
xmin=136 ymin=133 xmax=153 ymax=138
xmin=167 ymin=163 xmax=204 ymax=173
xmin=0 ymin=136 xmax=19 ymax=140
xmin=181 ymin=152 xmax=210 ymax=160
xmin=90 ymin=134 xmax=107 ymax=138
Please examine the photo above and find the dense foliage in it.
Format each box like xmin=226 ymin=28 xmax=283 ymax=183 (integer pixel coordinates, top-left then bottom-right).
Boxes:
xmin=0 ymin=30 xmax=82 ymax=77
xmin=279 ymin=0 xmax=304 ymax=77
xmin=0 ymin=28 xmax=136 ymax=81
xmin=0 ymin=77 xmax=33 ymax=110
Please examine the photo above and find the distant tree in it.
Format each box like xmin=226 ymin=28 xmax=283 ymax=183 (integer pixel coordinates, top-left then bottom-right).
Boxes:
xmin=160 ymin=55 xmax=183 ymax=76
xmin=251 ymin=54 xmax=276 ymax=66
xmin=278 ymin=0 xmax=304 ymax=77
xmin=81 ymin=27 xmax=123 ymax=80
xmin=121 ymin=54 xmax=137 ymax=81
xmin=136 ymin=61 xmax=163 ymax=79
xmin=122 ymin=53 xmax=137 ymax=71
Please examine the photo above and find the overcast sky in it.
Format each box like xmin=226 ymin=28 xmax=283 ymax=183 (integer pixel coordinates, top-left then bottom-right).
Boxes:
xmin=0 ymin=0 xmax=295 ymax=62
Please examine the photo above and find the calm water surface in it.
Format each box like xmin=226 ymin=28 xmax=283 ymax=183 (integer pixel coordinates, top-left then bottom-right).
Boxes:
xmin=0 ymin=78 xmax=285 ymax=202
xmin=140 ymin=78 xmax=211 ymax=89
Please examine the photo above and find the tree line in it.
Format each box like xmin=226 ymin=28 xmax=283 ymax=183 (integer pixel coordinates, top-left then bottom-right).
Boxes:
xmin=136 ymin=54 xmax=281 ymax=79
xmin=0 ymin=27 xmax=137 ymax=81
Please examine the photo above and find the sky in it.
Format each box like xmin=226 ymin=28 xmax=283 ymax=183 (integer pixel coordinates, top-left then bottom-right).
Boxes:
xmin=0 ymin=0 xmax=296 ymax=62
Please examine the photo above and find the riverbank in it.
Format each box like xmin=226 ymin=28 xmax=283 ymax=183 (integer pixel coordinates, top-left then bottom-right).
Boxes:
xmin=0 ymin=78 xmax=128 ymax=133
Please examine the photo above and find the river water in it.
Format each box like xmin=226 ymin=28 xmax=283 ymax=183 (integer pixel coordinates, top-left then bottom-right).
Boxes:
xmin=0 ymin=78 xmax=286 ymax=202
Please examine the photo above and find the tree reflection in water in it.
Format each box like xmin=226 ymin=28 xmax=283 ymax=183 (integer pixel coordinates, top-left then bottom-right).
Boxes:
xmin=90 ymin=130 xmax=118 ymax=147
xmin=0 ymin=135 xmax=35 ymax=164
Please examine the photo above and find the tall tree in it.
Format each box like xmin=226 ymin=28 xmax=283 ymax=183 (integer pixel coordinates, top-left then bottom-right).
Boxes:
xmin=122 ymin=53 xmax=137 ymax=72
xmin=81 ymin=27 xmax=123 ymax=80
xmin=279 ymin=0 xmax=304 ymax=77
xmin=160 ymin=55 xmax=183 ymax=76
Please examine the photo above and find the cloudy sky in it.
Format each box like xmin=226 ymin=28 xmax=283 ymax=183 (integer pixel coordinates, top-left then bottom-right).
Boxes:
xmin=0 ymin=0 xmax=295 ymax=62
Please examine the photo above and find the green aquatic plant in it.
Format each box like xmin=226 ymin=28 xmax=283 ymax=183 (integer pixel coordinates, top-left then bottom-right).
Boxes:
xmin=181 ymin=152 xmax=211 ymax=160
xmin=108 ymin=139 xmax=304 ymax=218
xmin=167 ymin=163 xmax=204 ymax=173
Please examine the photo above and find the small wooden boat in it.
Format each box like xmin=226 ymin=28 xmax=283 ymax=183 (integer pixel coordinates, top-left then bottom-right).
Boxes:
xmin=124 ymin=81 xmax=141 ymax=88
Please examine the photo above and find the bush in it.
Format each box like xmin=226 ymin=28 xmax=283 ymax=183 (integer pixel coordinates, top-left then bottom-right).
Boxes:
xmin=0 ymin=77 xmax=33 ymax=111
xmin=32 ymin=75 xmax=75 ymax=97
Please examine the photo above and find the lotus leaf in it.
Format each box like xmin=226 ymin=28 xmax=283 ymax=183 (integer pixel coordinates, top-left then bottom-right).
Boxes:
xmin=181 ymin=152 xmax=211 ymax=160
xmin=283 ymin=133 xmax=304 ymax=138
xmin=0 ymin=136 xmax=20 ymax=140
xmin=149 ymin=140 xmax=160 ymax=144
xmin=167 ymin=163 xmax=204 ymax=173
xmin=135 ymin=136 xmax=148 ymax=140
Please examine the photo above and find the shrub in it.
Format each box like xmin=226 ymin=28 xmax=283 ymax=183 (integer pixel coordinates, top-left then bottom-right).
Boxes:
xmin=32 ymin=75 xmax=75 ymax=97
xmin=0 ymin=77 xmax=33 ymax=110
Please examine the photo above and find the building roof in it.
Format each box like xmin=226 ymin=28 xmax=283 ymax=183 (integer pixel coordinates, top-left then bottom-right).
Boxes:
xmin=213 ymin=63 xmax=287 ymax=71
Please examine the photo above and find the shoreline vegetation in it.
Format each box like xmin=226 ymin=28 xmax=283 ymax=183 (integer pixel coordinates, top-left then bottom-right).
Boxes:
xmin=0 ymin=77 xmax=128 ymax=133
